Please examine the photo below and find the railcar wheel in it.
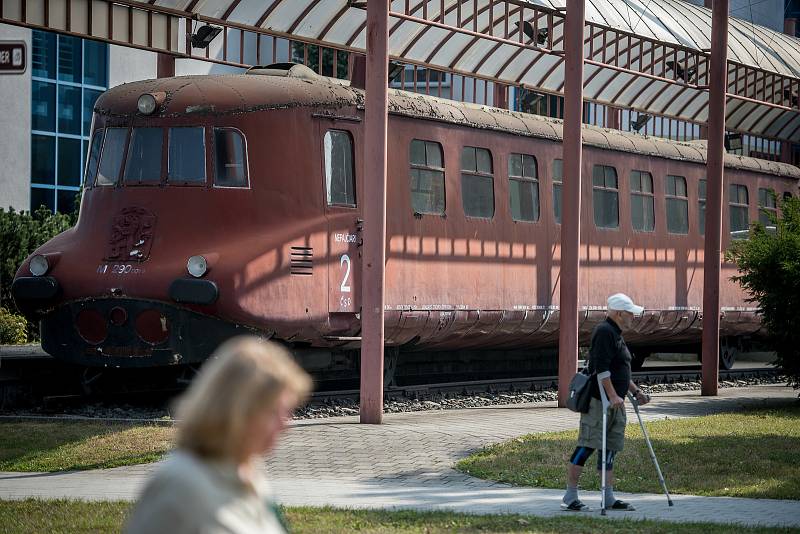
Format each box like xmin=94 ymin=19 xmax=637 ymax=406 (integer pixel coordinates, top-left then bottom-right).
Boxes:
xmin=384 ymin=347 xmax=400 ymax=387
xmin=719 ymin=339 xmax=738 ymax=370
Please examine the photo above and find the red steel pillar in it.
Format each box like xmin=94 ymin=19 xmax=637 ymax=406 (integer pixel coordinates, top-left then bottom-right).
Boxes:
xmin=493 ymin=83 xmax=509 ymax=110
xmin=782 ymin=19 xmax=797 ymax=164
xmin=157 ymin=53 xmax=175 ymax=78
xmin=606 ymin=106 xmax=621 ymax=130
xmin=702 ymin=0 xmax=729 ymax=396
xmin=557 ymin=0 xmax=586 ymax=407
xmin=785 ymin=18 xmax=797 ymax=38
xmin=360 ymin=0 xmax=389 ymax=423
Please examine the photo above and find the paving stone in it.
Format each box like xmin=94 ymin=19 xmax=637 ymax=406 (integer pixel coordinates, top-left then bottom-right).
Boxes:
xmin=0 ymin=385 xmax=798 ymax=527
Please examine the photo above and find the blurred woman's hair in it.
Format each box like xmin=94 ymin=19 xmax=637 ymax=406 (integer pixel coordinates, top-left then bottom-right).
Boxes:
xmin=175 ymin=337 xmax=312 ymax=461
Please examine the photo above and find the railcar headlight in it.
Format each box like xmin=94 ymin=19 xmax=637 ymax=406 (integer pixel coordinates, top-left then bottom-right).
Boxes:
xmin=29 ymin=255 xmax=49 ymax=277
xmin=187 ymin=255 xmax=208 ymax=278
xmin=137 ymin=94 xmax=158 ymax=115
xmin=138 ymin=91 xmax=166 ymax=115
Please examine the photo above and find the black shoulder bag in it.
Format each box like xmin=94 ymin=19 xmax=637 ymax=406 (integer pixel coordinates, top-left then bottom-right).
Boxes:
xmin=566 ymin=363 xmax=594 ymax=413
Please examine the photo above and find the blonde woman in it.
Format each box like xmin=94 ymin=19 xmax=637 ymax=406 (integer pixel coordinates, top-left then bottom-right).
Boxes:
xmin=126 ymin=337 xmax=312 ymax=534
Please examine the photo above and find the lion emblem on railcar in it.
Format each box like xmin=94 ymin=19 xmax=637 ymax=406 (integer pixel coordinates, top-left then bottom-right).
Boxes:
xmin=105 ymin=207 xmax=157 ymax=262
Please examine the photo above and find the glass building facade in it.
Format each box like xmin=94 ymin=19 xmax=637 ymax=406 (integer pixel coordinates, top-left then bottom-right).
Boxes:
xmin=30 ymin=30 xmax=108 ymax=213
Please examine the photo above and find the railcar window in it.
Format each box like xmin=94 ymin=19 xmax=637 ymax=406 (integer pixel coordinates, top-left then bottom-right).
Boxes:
xmin=758 ymin=188 xmax=777 ymax=226
xmin=168 ymin=127 xmax=206 ymax=184
xmin=699 ymin=179 xmax=707 ymax=235
xmin=214 ymin=128 xmax=248 ymax=188
xmin=553 ymin=159 xmax=563 ymax=224
xmin=508 ymin=153 xmax=539 ymax=222
xmin=96 ymin=127 xmax=128 ymax=186
xmin=409 ymin=139 xmax=445 ymax=215
xmin=630 ymin=170 xmax=654 ymax=232
xmin=592 ymin=165 xmax=619 ymax=229
xmin=666 ymin=175 xmax=689 ymax=234
xmin=124 ymin=128 xmax=163 ymax=184
xmin=324 ymin=130 xmax=355 ymax=205
xmin=83 ymin=128 xmax=104 ymax=187
xmin=729 ymin=184 xmax=750 ymax=237
xmin=461 ymin=146 xmax=494 ymax=218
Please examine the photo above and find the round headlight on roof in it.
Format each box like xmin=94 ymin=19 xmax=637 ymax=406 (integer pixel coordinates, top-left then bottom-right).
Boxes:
xmin=187 ymin=255 xmax=208 ymax=278
xmin=137 ymin=93 xmax=158 ymax=115
xmin=29 ymin=254 xmax=49 ymax=277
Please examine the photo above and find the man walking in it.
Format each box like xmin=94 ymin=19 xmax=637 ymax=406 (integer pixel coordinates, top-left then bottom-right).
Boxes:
xmin=561 ymin=293 xmax=651 ymax=512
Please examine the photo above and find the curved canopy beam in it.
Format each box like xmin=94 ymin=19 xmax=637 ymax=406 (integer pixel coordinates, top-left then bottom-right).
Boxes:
xmin=2 ymin=0 xmax=799 ymax=141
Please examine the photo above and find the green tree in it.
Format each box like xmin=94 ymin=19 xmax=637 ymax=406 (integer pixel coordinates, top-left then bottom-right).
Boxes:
xmin=0 ymin=201 xmax=78 ymax=313
xmin=727 ymin=195 xmax=800 ymax=388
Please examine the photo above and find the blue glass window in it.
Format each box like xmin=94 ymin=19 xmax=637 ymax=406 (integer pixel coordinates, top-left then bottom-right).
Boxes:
xmin=32 ymin=32 xmax=56 ymax=79
xmin=57 ymin=189 xmax=79 ymax=214
xmin=31 ymin=187 xmax=55 ymax=213
xmin=31 ymin=135 xmax=56 ymax=184
xmin=58 ymin=35 xmax=82 ymax=83
xmin=32 ymin=81 xmax=56 ymax=132
xmin=57 ymin=138 xmax=82 ymax=186
xmin=83 ymin=40 xmax=108 ymax=87
xmin=31 ymin=30 xmax=108 ymax=212
xmin=57 ymin=85 xmax=81 ymax=135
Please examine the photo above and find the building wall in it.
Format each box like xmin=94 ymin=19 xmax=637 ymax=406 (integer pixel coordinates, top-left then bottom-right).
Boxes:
xmin=0 ymin=24 xmax=31 ymax=211
xmin=685 ymin=0 xmax=784 ymax=31
xmin=109 ymin=45 xmax=157 ymax=87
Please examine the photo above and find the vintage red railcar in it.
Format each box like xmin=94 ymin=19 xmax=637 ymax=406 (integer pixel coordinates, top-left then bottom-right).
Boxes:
xmin=12 ymin=64 xmax=799 ymax=381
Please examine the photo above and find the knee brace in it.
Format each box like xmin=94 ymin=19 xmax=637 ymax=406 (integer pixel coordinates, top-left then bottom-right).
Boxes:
xmin=569 ymin=446 xmax=595 ymax=466
xmin=597 ymin=449 xmax=617 ymax=471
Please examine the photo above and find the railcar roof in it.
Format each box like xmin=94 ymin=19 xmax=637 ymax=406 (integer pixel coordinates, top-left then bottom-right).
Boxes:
xmin=97 ymin=74 xmax=800 ymax=180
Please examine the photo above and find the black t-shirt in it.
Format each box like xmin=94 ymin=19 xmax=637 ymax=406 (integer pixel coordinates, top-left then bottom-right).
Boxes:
xmin=588 ymin=317 xmax=632 ymax=399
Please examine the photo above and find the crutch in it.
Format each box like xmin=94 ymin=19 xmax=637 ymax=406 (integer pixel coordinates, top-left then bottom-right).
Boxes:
xmin=627 ymin=392 xmax=674 ymax=507
xmin=597 ymin=375 xmax=610 ymax=516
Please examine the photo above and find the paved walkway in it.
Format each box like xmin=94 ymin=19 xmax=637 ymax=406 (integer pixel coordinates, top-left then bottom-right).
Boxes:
xmin=2 ymin=385 xmax=799 ymax=528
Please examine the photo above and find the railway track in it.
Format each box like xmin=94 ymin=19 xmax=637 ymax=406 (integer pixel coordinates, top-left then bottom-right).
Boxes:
xmin=309 ymin=366 xmax=779 ymax=404
xmin=0 ymin=344 xmax=780 ymax=419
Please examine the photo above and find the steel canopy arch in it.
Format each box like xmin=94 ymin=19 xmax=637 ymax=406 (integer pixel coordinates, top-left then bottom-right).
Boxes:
xmin=3 ymin=0 xmax=799 ymax=416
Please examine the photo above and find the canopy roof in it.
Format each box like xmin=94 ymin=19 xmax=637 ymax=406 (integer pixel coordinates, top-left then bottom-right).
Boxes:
xmin=3 ymin=0 xmax=800 ymax=141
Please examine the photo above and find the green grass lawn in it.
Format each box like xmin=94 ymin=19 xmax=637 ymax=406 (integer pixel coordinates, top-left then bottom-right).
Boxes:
xmin=0 ymin=500 xmax=795 ymax=534
xmin=457 ymin=404 xmax=800 ymax=500
xmin=0 ymin=421 xmax=173 ymax=472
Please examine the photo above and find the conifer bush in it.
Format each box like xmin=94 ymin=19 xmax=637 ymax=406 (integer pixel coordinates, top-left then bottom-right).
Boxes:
xmin=727 ymin=195 xmax=800 ymax=388
xmin=0 ymin=197 xmax=79 ymax=341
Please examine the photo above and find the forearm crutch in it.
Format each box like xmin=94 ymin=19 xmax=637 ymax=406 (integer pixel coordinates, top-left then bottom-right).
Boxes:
xmin=597 ymin=375 xmax=610 ymax=516
xmin=627 ymin=392 xmax=674 ymax=507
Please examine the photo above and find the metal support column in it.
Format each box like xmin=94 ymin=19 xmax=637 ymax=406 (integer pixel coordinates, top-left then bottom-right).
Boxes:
xmin=157 ymin=53 xmax=175 ymax=78
xmin=701 ymin=0 xmax=729 ymax=396
xmin=557 ymin=0 xmax=586 ymax=407
xmin=785 ymin=18 xmax=797 ymax=38
xmin=606 ymin=106 xmax=621 ymax=130
xmin=360 ymin=0 xmax=389 ymax=423
xmin=493 ymin=83 xmax=509 ymax=110
xmin=784 ymin=19 xmax=798 ymax=165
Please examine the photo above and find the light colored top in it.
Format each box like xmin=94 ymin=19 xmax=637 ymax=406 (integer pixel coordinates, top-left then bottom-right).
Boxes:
xmin=125 ymin=450 xmax=286 ymax=534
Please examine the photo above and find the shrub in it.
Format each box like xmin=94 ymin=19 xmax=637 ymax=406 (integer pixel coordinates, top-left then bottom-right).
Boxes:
xmin=0 ymin=196 xmax=80 ymax=337
xmin=727 ymin=195 xmax=800 ymax=388
xmin=0 ymin=307 xmax=28 ymax=344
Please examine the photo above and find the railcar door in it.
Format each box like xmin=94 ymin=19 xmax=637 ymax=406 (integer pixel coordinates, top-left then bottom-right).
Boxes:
xmin=316 ymin=119 xmax=362 ymax=315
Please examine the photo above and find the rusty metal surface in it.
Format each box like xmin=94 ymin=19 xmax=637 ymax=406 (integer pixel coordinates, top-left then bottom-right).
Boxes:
xmin=15 ymin=72 xmax=800 ymax=368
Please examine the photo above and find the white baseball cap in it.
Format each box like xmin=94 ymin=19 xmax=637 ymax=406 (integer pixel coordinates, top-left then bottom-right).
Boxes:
xmin=607 ymin=293 xmax=644 ymax=315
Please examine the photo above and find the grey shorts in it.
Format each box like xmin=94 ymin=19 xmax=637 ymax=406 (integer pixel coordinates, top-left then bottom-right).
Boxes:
xmin=577 ymin=397 xmax=627 ymax=451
